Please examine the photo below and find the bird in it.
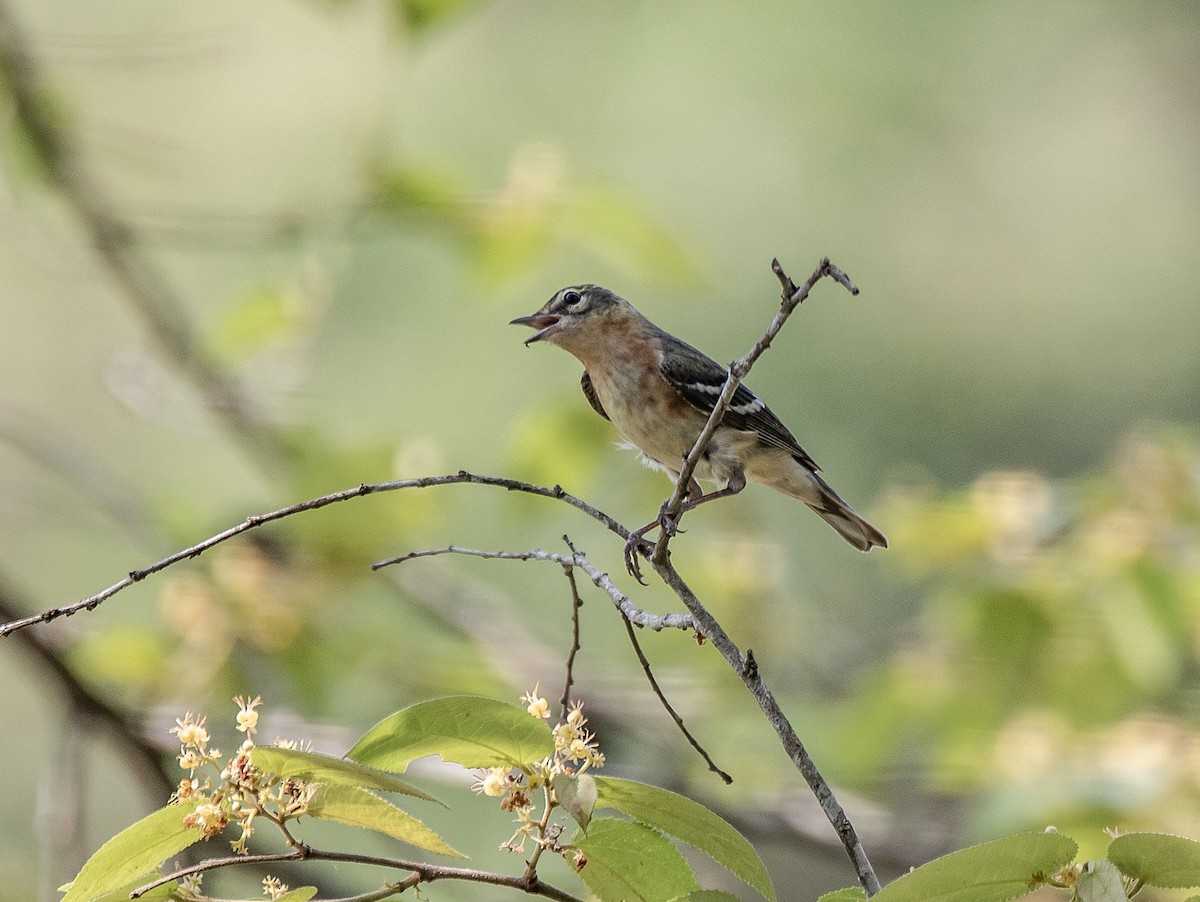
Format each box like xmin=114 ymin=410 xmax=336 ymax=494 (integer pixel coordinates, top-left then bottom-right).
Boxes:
xmin=510 ymin=285 xmax=886 ymax=575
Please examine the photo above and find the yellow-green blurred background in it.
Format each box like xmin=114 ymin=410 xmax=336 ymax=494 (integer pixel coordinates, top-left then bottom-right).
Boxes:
xmin=2 ymin=1 xmax=1199 ymax=899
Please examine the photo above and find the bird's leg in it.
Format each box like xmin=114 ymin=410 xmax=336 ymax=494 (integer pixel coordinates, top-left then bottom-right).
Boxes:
xmin=657 ymin=476 xmax=704 ymax=537
xmin=623 ymin=475 xmax=698 ymax=581
xmin=622 ymin=473 xmax=747 ymax=582
xmin=676 ymin=471 xmax=747 ymax=517
xmin=623 ymin=517 xmax=660 ymax=584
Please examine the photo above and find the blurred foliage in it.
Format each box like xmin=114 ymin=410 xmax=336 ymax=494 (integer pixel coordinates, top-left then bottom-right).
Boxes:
xmin=394 ymin=0 xmax=479 ymax=33
xmin=370 ymin=147 xmax=700 ymax=287
xmin=832 ymin=430 xmax=1200 ymax=843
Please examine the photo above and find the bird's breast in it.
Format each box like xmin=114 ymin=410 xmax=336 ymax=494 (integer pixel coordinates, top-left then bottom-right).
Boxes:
xmin=587 ymin=360 xmax=706 ymax=476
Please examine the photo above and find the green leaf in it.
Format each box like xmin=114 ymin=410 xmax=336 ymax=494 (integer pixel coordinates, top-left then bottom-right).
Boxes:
xmin=61 ymin=804 xmax=200 ymax=902
xmin=1107 ymin=832 xmax=1200 ymax=888
xmin=573 ymin=818 xmax=699 ymax=902
xmin=69 ymin=876 xmax=177 ymax=902
xmin=872 ymin=830 xmax=1078 ymax=902
xmin=274 ymin=888 xmax=318 ymax=902
xmin=672 ymin=893 xmax=745 ymax=901
xmin=307 ymin=783 xmax=465 ymax=858
xmin=348 ymin=696 xmax=554 ymax=773
xmin=556 ymin=772 xmax=597 ymax=831
xmin=1076 ymin=860 xmax=1128 ymax=902
xmin=594 ymin=776 xmax=775 ymax=902
xmin=817 ymin=890 xmax=868 ymax=902
xmin=250 ymin=745 xmax=443 ymax=805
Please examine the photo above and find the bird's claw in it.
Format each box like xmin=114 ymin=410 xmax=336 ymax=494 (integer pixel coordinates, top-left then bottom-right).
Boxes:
xmin=623 ymin=531 xmax=654 ymax=584
xmin=623 ymin=508 xmax=683 ymax=583
xmin=658 ymin=508 xmax=682 ymax=539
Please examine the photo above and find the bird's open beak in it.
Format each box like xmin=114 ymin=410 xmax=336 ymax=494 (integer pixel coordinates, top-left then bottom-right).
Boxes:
xmin=509 ymin=313 xmax=562 ymax=345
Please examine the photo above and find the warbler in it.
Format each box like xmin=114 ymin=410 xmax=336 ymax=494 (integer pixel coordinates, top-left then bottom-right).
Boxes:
xmin=511 ymin=285 xmax=886 ymax=557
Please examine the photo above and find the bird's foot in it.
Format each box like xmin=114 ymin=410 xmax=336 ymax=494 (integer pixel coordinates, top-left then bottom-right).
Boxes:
xmin=657 ymin=501 xmax=684 ymax=539
xmin=623 ymin=527 xmax=655 ymax=584
xmin=623 ymin=506 xmax=685 ymax=583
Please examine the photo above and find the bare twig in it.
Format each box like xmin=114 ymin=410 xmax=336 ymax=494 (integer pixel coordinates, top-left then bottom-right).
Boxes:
xmin=648 ymin=555 xmax=880 ymax=895
xmin=650 ymin=257 xmax=861 ymax=568
xmin=132 ymin=846 xmax=583 ymax=902
xmin=320 ymin=883 xmax=411 ymax=902
xmin=559 ymin=537 xmax=585 ymax=716
xmin=1 ymin=472 xmax=627 ymax=637
xmin=372 ymin=544 xmax=694 ymax=633
xmin=638 ymin=257 xmax=879 ymax=896
xmin=620 ymin=615 xmax=732 ymax=784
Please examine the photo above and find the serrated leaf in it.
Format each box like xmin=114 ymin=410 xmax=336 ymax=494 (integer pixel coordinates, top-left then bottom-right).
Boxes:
xmin=556 ymin=772 xmax=597 ymax=831
xmin=573 ymin=818 xmax=699 ymax=902
xmin=250 ymin=745 xmax=442 ymax=805
xmin=817 ymin=889 xmax=867 ymax=902
xmin=1108 ymin=832 xmax=1200 ymax=888
xmin=274 ymin=888 xmax=318 ymax=902
xmin=672 ymin=892 xmax=745 ymax=901
xmin=594 ymin=776 xmax=775 ymax=902
xmin=1076 ymin=860 xmax=1127 ymax=902
xmin=347 ymin=696 xmax=554 ymax=773
xmin=873 ymin=831 xmax=1078 ymax=902
xmin=61 ymin=804 xmax=200 ymax=902
xmin=307 ymin=783 xmax=464 ymax=858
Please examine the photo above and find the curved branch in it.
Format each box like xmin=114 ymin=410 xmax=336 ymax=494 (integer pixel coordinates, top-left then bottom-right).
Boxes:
xmin=372 ymin=544 xmax=695 ymax=632
xmin=620 ymin=614 xmax=732 ymax=784
xmin=558 ymin=540 xmax=585 ymax=716
xmin=0 ymin=472 xmax=627 ymax=637
xmin=133 ymin=846 xmax=584 ymax=902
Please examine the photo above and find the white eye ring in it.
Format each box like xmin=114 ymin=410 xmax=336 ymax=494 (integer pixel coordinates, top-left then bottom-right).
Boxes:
xmin=562 ymin=290 xmax=583 ymax=307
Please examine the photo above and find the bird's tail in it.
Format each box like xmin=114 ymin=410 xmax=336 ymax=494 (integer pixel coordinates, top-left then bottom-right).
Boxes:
xmin=806 ymin=477 xmax=888 ymax=552
xmin=759 ymin=458 xmax=887 ymax=552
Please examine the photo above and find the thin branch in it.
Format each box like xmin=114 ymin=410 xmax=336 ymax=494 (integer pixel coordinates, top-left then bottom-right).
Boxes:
xmin=639 ymin=257 xmax=878 ymax=895
xmin=372 ymin=544 xmax=694 ymax=633
xmin=0 ymin=472 xmax=627 ymax=637
xmin=651 ymin=257 xmax=861 ymax=567
xmin=620 ymin=614 xmax=732 ymax=784
xmin=320 ymin=882 xmax=411 ymax=902
xmin=648 ymin=554 xmax=880 ymax=896
xmin=133 ymin=846 xmax=584 ymax=902
xmin=558 ymin=537 xmax=585 ymax=717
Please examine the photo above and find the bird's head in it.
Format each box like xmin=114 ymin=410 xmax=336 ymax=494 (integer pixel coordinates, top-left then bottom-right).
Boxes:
xmin=510 ymin=285 xmax=628 ymax=350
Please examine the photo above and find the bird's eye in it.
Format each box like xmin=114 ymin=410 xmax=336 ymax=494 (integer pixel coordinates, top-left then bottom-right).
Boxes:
xmin=562 ymin=290 xmax=583 ymax=308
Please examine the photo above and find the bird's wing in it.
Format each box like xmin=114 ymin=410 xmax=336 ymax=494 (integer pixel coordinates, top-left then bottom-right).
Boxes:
xmin=580 ymin=371 xmax=610 ymax=421
xmin=658 ymin=336 xmax=820 ymax=472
